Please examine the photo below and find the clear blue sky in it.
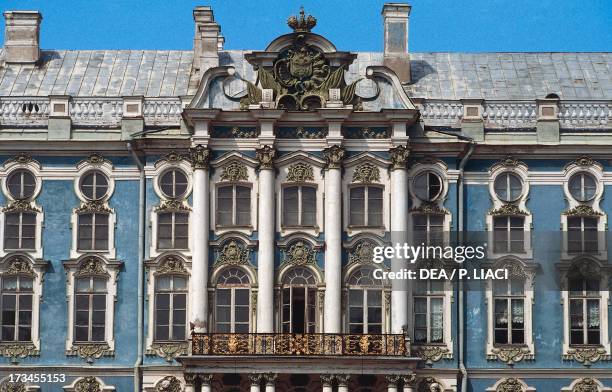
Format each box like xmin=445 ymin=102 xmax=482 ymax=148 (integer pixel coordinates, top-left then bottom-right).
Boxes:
xmin=2 ymin=0 xmax=611 ymax=52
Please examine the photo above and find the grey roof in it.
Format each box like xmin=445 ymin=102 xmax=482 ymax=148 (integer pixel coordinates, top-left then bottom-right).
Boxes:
xmin=0 ymin=50 xmax=193 ymax=97
xmin=1 ymin=49 xmax=610 ymax=101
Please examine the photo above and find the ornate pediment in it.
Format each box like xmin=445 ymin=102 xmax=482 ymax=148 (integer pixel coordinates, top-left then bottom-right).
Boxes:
xmin=286 ymin=163 xmax=314 ymax=182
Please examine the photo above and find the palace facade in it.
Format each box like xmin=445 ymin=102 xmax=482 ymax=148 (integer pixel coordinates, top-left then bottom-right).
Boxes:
xmin=0 ymin=3 xmax=611 ymax=392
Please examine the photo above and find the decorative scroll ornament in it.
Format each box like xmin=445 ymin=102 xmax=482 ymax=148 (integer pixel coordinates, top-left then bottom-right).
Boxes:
xmin=571 ymin=378 xmax=599 ymax=392
xmin=155 ymin=200 xmax=191 ymax=212
xmin=296 ymin=126 xmax=326 ymax=138
xmin=74 ymin=377 xmax=101 ymax=392
xmin=148 ymin=342 xmax=188 ymax=362
xmin=68 ymin=343 xmax=112 ymax=363
xmin=2 ymin=200 xmax=40 ymax=213
xmin=495 ymin=378 xmax=524 ymax=392
xmin=489 ymin=204 xmax=528 ymax=216
xmin=564 ymin=205 xmax=602 ymax=216
xmin=323 ymin=145 xmax=345 ymax=169
xmin=256 ymin=146 xmax=276 ymax=170
xmin=156 ymin=376 xmax=182 ymax=392
xmin=418 ymin=377 xmax=443 ymax=392
xmin=216 ymin=240 xmax=249 ymax=265
xmin=283 ymin=241 xmax=315 ymax=265
xmin=85 ymin=153 xmax=109 ymax=166
xmin=348 ymin=241 xmax=376 ymax=265
xmin=410 ymin=201 xmax=448 ymax=215
xmin=75 ymin=201 xmax=112 ymax=214
xmin=5 ymin=258 xmax=35 ymax=276
xmin=155 ymin=151 xmax=186 ymax=166
xmin=286 ymin=163 xmax=314 ymax=182
xmin=189 ymin=145 xmax=210 ymax=169
xmin=385 ymin=375 xmax=400 ymax=386
xmin=0 ymin=342 xmax=39 ymax=363
xmin=414 ymin=345 xmax=451 ymax=365
xmin=157 ymin=256 xmax=187 ymax=275
xmin=574 ymin=156 xmax=596 ymax=167
xmin=220 ymin=161 xmax=249 ymax=182
xmin=6 ymin=153 xmax=34 ymax=165
xmin=76 ymin=258 xmax=107 ymax=277
xmin=231 ymin=126 xmax=258 ymax=138
xmin=499 ymin=156 xmax=523 ymax=168
xmin=490 ymin=346 xmax=533 ymax=365
xmin=401 ymin=374 xmax=417 ymax=386
xmin=352 ymin=163 xmax=380 ymax=183
xmin=564 ymin=346 xmax=609 ymax=366
xmin=568 ymin=260 xmax=600 ymax=279
xmin=390 ymin=146 xmax=410 ymax=169
xmin=1 ymin=381 xmax=26 ymax=392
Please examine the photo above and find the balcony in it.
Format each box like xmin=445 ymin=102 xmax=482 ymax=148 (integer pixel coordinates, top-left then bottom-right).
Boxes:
xmin=191 ymin=332 xmax=410 ymax=357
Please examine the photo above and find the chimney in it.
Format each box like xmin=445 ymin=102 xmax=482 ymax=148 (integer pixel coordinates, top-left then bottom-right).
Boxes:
xmin=382 ymin=3 xmax=411 ymax=83
xmin=193 ymin=6 xmax=221 ymax=74
xmin=3 ymin=11 xmax=42 ymax=64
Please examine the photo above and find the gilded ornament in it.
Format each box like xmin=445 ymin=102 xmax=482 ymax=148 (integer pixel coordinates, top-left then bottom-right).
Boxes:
xmin=5 ymin=258 xmax=35 ymax=276
xmin=189 ymin=145 xmax=210 ymax=169
xmin=76 ymin=258 xmax=107 ymax=277
xmin=286 ymin=162 xmax=314 ymax=182
xmin=217 ymin=240 xmax=249 ymax=265
xmin=283 ymin=241 xmax=315 ymax=265
xmin=323 ymin=145 xmax=345 ymax=169
xmin=358 ymin=335 xmax=370 ymax=353
xmin=220 ymin=161 xmax=249 ymax=182
xmin=348 ymin=241 xmax=376 ymax=265
xmin=495 ymin=378 xmax=524 ymax=392
xmin=287 ymin=7 xmax=316 ymax=32
xmin=414 ymin=345 xmax=450 ymax=364
xmin=352 ymin=163 xmax=380 ymax=183
xmin=86 ymin=153 xmax=107 ymax=166
xmin=157 ymin=256 xmax=187 ymax=275
xmin=74 ymin=377 xmax=101 ymax=392
xmin=256 ymin=146 xmax=276 ymax=170
xmin=390 ymin=145 xmax=410 ymax=169
xmin=155 ymin=376 xmax=182 ymax=392
xmin=361 ymin=127 xmax=389 ymax=139
xmin=564 ymin=205 xmax=602 ymax=216
xmin=571 ymin=378 xmax=599 ymax=392
xmin=489 ymin=204 xmax=528 ymax=216
xmin=231 ymin=126 xmax=258 ymax=138
xmin=155 ymin=200 xmax=190 ymax=212
xmin=75 ymin=201 xmax=112 ymax=214
xmin=411 ymin=202 xmax=448 ymax=215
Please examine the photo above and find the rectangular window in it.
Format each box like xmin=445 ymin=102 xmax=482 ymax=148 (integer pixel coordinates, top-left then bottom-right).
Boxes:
xmin=349 ymin=186 xmax=383 ymax=227
xmin=413 ymin=280 xmax=444 ymax=344
xmin=568 ymin=217 xmax=598 ymax=254
xmin=493 ymin=216 xmax=525 ymax=253
xmin=157 ymin=212 xmax=189 ymax=250
xmin=74 ymin=277 xmax=106 ymax=342
xmin=155 ymin=275 xmax=187 ymax=341
xmin=1 ymin=276 xmax=33 ymax=342
xmin=493 ymin=279 xmax=525 ymax=345
xmin=282 ymin=186 xmax=317 ymax=227
xmin=413 ymin=214 xmax=444 ymax=246
xmin=348 ymin=289 xmax=382 ymax=334
xmin=77 ymin=213 xmax=109 ymax=251
xmin=4 ymin=212 xmax=36 ymax=250
xmin=215 ymin=288 xmax=250 ymax=333
xmin=569 ymin=278 xmax=601 ymax=345
xmin=217 ymin=185 xmax=251 ymax=227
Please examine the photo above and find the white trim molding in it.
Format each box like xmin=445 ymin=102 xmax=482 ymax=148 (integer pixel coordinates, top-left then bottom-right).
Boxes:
xmin=63 ymin=254 xmax=122 ymax=363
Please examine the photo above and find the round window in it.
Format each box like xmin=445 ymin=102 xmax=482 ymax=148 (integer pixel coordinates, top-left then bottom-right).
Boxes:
xmin=79 ymin=170 xmax=109 ymax=201
xmin=493 ymin=172 xmax=523 ymax=202
xmin=159 ymin=168 xmax=188 ymax=199
xmin=6 ymin=169 xmax=37 ymax=200
xmin=413 ymin=171 xmax=442 ymax=201
xmin=568 ymin=172 xmax=597 ymax=202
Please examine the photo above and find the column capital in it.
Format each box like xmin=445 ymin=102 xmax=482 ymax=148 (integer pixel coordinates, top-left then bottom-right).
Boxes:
xmin=320 ymin=374 xmax=334 ymax=386
xmin=336 ymin=374 xmax=350 ymax=386
xmin=401 ymin=373 xmax=416 ymax=385
xmin=189 ymin=144 xmax=211 ymax=169
xmin=262 ymin=373 xmax=277 ymax=385
xmin=386 ymin=375 xmax=400 ymax=386
xmin=389 ymin=145 xmax=410 ymax=170
xmin=249 ymin=373 xmax=264 ymax=383
xmin=323 ymin=145 xmax=345 ymax=169
xmin=256 ymin=145 xmax=276 ymax=170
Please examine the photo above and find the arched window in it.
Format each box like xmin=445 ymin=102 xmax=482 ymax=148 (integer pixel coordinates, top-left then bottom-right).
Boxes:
xmin=281 ymin=267 xmax=317 ymax=333
xmin=282 ymin=185 xmax=316 ymax=227
xmin=0 ymin=274 xmax=33 ymax=342
xmin=154 ymin=274 xmax=187 ymax=341
xmin=493 ymin=277 xmax=525 ymax=345
xmin=349 ymin=186 xmax=383 ymax=227
xmin=215 ymin=267 xmax=250 ymax=333
xmin=74 ymin=275 xmax=107 ymax=342
xmin=347 ymin=266 xmax=383 ymax=334
xmin=413 ymin=280 xmax=445 ymax=344
xmin=217 ymin=185 xmax=251 ymax=227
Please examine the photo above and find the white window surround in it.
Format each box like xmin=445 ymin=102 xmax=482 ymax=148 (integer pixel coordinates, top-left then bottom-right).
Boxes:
xmin=210 ymin=152 xmax=259 ymax=236
xmin=408 ymin=159 xmax=452 ymax=245
xmin=275 ymin=152 xmax=325 ymax=237
xmin=210 ymin=265 xmax=254 ymax=333
xmin=150 ymin=156 xmax=193 ymax=259
xmin=144 ymin=253 xmax=191 ymax=361
xmin=484 ymin=257 xmax=537 ymax=364
xmin=0 ymin=158 xmax=44 ymax=259
xmin=560 ymin=159 xmax=607 ymax=260
xmin=558 ymin=257 xmax=611 ymax=365
xmin=63 ymin=376 xmax=115 ymax=391
xmin=70 ymin=157 xmax=116 ymax=260
xmin=561 ymin=378 xmax=612 ymax=392
xmin=486 ymin=158 xmax=533 ymax=259
xmin=485 ymin=378 xmax=536 ymax=392
xmin=63 ymin=255 xmax=121 ymax=362
xmin=343 ymin=153 xmax=391 ymax=236
xmin=0 ymin=254 xmax=47 ymax=361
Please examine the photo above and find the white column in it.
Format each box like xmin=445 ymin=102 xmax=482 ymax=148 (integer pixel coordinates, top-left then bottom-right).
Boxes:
xmin=256 ymin=146 xmax=276 ymax=332
xmin=200 ymin=374 xmax=213 ymax=392
xmin=249 ymin=374 xmax=262 ymax=392
xmin=264 ymin=374 xmax=276 ymax=392
xmin=390 ymin=146 xmax=409 ymax=334
xmin=321 ymin=375 xmax=334 ymax=392
xmin=323 ymin=146 xmax=345 ymax=333
xmin=190 ymin=145 xmax=210 ymax=332
xmin=337 ymin=375 xmax=350 ymax=392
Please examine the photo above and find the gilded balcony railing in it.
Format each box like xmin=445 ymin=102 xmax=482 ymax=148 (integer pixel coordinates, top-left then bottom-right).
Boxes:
xmin=191 ymin=333 xmax=409 ymax=357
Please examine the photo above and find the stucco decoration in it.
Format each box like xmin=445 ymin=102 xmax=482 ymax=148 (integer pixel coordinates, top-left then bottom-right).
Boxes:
xmin=389 ymin=145 xmax=410 ymax=169
xmin=155 ymin=376 xmax=182 ymax=392
xmin=220 ymin=161 xmax=249 ymax=182
xmin=286 ymin=163 xmax=314 ymax=182
xmin=155 ymin=200 xmax=191 ymax=213
xmin=323 ymin=145 xmax=345 ymax=169
xmin=5 ymin=153 xmax=36 ymax=166
xmin=352 ymin=163 xmax=380 ymax=183
xmin=489 ymin=204 xmax=529 ymax=216
xmin=410 ymin=201 xmax=449 ymax=215
xmin=413 ymin=345 xmax=451 ymax=364
xmin=2 ymin=200 xmax=40 ymax=213
xmin=495 ymin=378 xmax=524 ymax=392
xmin=189 ymin=145 xmax=210 ymax=170
xmin=348 ymin=241 xmax=376 ymax=265
xmin=564 ymin=205 xmax=603 ymax=216
xmin=216 ymin=240 xmax=249 ymax=265
xmin=81 ymin=153 xmax=111 ymax=167
xmin=74 ymin=377 xmax=101 ymax=392
xmin=148 ymin=342 xmax=188 ymax=362
xmin=256 ymin=146 xmax=276 ymax=170
xmin=564 ymin=346 xmax=609 ymax=366
xmin=76 ymin=257 xmax=108 ymax=277
xmin=5 ymin=257 xmax=35 ymax=276
xmin=155 ymin=151 xmax=186 ymax=166
xmin=282 ymin=241 xmax=316 ymax=265
xmin=0 ymin=343 xmax=39 ymax=363
xmin=571 ymin=379 xmax=598 ymax=392
xmin=156 ymin=256 xmax=188 ymax=275
xmin=0 ymin=381 xmax=26 ymax=392
xmin=417 ymin=377 xmax=444 ymax=392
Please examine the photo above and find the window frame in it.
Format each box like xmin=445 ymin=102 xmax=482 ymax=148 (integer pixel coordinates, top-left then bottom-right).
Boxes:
xmin=492 ymin=215 xmax=526 ymax=254
xmin=493 ymin=172 xmax=524 ymax=203
xmin=73 ymin=276 xmax=108 ymax=343
xmin=3 ymin=211 xmax=37 ymax=251
xmin=0 ymin=274 xmax=34 ymax=343
xmin=278 ymin=266 xmax=319 ymax=334
xmin=5 ymin=169 xmax=37 ymax=201
xmin=78 ymin=170 xmax=110 ymax=202
xmin=154 ymin=274 xmax=188 ymax=342
xmin=76 ymin=212 xmax=110 ymax=252
xmin=216 ymin=183 xmax=252 ymax=228
xmin=413 ymin=171 xmax=443 ymax=202
xmin=348 ymin=184 xmax=384 ymax=228
xmin=412 ymin=280 xmax=446 ymax=345
xmin=281 ymin=183 xmax=318 ymax=228
xmin=214 ymin=267 xmax=251 ymax=333
xmin=158 ymin=168 xmax=189 ymax=200
xmin=156 ymin=211 xmax=190 ymax=251
xmin=492 ymin=278 xmax=526 ymax=346
xmin=568 ymin=171 xmax=598 ymax=203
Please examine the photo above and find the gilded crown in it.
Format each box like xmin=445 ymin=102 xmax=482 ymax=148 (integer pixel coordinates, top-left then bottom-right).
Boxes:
xmin=287 ymin=7 xmax=316 ymax=33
